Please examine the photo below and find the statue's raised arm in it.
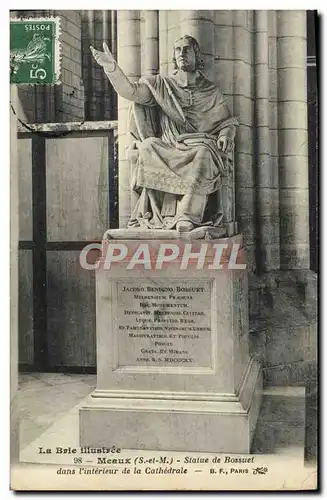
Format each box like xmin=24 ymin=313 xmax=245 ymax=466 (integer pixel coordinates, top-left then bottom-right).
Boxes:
xmin=91 ymin=42 xmax=153 ymax=104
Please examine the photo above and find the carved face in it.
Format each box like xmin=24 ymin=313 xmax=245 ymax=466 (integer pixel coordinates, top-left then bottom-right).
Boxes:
xmin=174 ymin=38 xmax=197 ymax=72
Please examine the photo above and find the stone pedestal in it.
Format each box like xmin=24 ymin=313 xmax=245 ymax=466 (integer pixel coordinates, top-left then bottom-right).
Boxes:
xmin=80 ymin=234 xmax=262 ymax=453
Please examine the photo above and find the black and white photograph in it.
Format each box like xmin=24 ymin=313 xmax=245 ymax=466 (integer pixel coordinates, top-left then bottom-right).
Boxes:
xmin=9 ymin=8 xmax=318 ymax=491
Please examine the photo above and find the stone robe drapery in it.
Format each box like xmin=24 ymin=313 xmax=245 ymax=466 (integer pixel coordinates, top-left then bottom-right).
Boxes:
xmin=127 ymin=71 xmax=238 ymax=229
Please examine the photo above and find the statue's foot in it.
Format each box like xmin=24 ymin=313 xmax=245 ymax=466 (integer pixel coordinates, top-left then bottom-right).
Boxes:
xmin=176 ymin=221 xmax=195 ymax=232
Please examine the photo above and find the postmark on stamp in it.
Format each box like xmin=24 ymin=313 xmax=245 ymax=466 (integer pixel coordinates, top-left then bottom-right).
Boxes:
xmin=10 ymin=17 xmax=61 ymax=84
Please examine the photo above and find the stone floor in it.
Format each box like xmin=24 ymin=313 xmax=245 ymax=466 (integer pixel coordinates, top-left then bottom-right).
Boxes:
xmin=18 ymin=373 xmax=97 ymax=450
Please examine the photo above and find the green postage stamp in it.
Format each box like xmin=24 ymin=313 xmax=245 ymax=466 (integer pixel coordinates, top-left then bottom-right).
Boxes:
xmin=10 ymin=17 xmax=61 ymax=84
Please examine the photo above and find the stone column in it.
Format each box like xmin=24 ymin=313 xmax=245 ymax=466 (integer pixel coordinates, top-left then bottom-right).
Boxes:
xmin=117 ymin=11 xmax=141 ymax=228
xmin=99 ymin=10 xmax=110 ymax=119
xmin=167 ymin=12 xmax=180 ymax=75
xmin=213 ymin=11 xmax=234 ymax=97
xmin=268 ymin=11 xmax=281 ymax=270
xmin=141 ymin=11 xmax=159 ymax=75
xmin=111 ymin=10 xmax=118 ymax=119
xmin=159 ymin=10 xmax=168 ymax=75
xmin=82 ymin=11 xmax=117 ymax=121
xmin=231 ymin=11 xmax=256 ymax=273
xmin=254 ymin=11 xmax=280 ymax=273
xmin=277 ymin=11 xmax=309 ymax=269
xmin=94 ymin=10 xmax=112 ymax=120
xmin=213 ymin=12 xmax=235 ymax=233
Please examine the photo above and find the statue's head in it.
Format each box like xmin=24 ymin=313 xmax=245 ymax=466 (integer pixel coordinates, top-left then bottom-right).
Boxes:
xmin=172 ymin=35 xmax=204 ymax=72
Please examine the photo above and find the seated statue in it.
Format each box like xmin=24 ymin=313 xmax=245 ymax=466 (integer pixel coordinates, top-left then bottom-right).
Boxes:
xmin=91 ymin=35 xmax=238 ymax=233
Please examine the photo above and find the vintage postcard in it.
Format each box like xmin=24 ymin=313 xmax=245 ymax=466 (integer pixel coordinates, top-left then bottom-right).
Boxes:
xmin=10 ymin=9 xmax=318 ymax=491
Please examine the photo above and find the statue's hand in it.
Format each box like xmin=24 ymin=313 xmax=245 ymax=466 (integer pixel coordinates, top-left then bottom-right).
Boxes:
xmin=217 ymin=136 xmax=228 ymax=153
xmin=90 ymin=42 xmax=116 ymax=72
xmin=217 ymin=136 xmax=234 ymax=153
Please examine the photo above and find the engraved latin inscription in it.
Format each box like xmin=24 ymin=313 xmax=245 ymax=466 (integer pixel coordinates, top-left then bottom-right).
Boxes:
xmin=115 ymin=280 xmax=213 ymax=369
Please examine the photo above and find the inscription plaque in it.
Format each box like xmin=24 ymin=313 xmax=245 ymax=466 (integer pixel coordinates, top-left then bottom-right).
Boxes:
xmin=114 ymin=279 xmax=213 ymax=370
